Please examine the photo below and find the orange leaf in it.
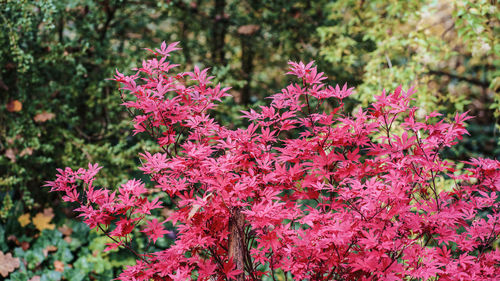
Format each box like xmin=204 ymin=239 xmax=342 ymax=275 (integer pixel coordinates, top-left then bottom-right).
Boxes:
xmin=4 ymin=148 xmax=16 ymax=163
xmin=54 ymin=260 xmax=65 ymax=272
xmin=0 ymin=251 xmax=20 ymax=277
xmin=33 ymin=111 xmax=55 ymax=123
xmin=58 ymin=225 xmax=73 ymax=236
xmin=43 ymin=245 xmax=58 ymax=257
xmin=237 ymin=24 xmax=260 ymax=35
xmin=6 ymin=100 xmax=22 ymax=112
xmin=20 ymin=147 xmax=34 ymax=157
xmin=7 ymin=235 xmax=17 ymax=243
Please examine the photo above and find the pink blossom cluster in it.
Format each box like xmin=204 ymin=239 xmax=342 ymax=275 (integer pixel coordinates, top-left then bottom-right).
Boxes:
xmin=47 ymin=42 xmax=500 ymax=280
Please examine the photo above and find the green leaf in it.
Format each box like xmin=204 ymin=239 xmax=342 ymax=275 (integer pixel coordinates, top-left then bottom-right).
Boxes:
xmin=41 ymin=270 xmax=62 ymax=281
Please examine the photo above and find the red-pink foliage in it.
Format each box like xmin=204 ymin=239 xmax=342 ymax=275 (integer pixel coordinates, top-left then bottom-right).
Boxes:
xmin=47 ymin=42 xmax=500 ymax=280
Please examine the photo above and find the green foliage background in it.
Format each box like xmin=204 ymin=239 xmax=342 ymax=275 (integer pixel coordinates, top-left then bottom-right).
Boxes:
xmin=0 ymin=0 xmax=498 ymax=280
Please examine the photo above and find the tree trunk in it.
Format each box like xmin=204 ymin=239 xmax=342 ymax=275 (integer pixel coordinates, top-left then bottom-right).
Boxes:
xmin=240 ymin=36 xmax=255 ymax=105
xmin=211 ymin=0 xmax=227 ymax=65
xmin=228 ymin=209 xmax=246 ymax=281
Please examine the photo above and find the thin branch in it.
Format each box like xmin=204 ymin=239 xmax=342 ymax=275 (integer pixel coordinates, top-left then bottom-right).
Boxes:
xmin=427 ymin=69 xmax=490 ymax=88
xmin=97 ymin=225 xmax=149 ymax=263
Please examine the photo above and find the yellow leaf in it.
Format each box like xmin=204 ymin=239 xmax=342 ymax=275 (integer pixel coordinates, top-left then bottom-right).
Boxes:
xmin=32 ymin=208 xmax=55 ymax=231
xmin=18 ymin=213 xmax=31 ymax=227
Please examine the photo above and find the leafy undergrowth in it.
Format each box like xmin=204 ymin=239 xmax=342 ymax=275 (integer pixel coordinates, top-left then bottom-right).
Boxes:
xmin=0 ymin=210 xmax=173 ymax=281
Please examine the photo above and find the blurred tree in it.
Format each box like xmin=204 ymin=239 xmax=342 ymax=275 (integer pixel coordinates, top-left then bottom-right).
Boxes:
xmin=162 ymin=0 xmax=331 ymax=104
xmin=0 ymin=0 xmax=332 ymax=225
xmin=0 ymin=0 xmax=170 ymax=215
xmin=1 ymin=1 xmax=177 ymax=278
xmin=318 ymin=0 xmax=499 ymax=159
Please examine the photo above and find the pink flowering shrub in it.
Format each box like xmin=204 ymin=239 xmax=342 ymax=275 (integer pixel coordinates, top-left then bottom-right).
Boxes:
xmin=46 ymin=42 xmax=500 ymax=280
